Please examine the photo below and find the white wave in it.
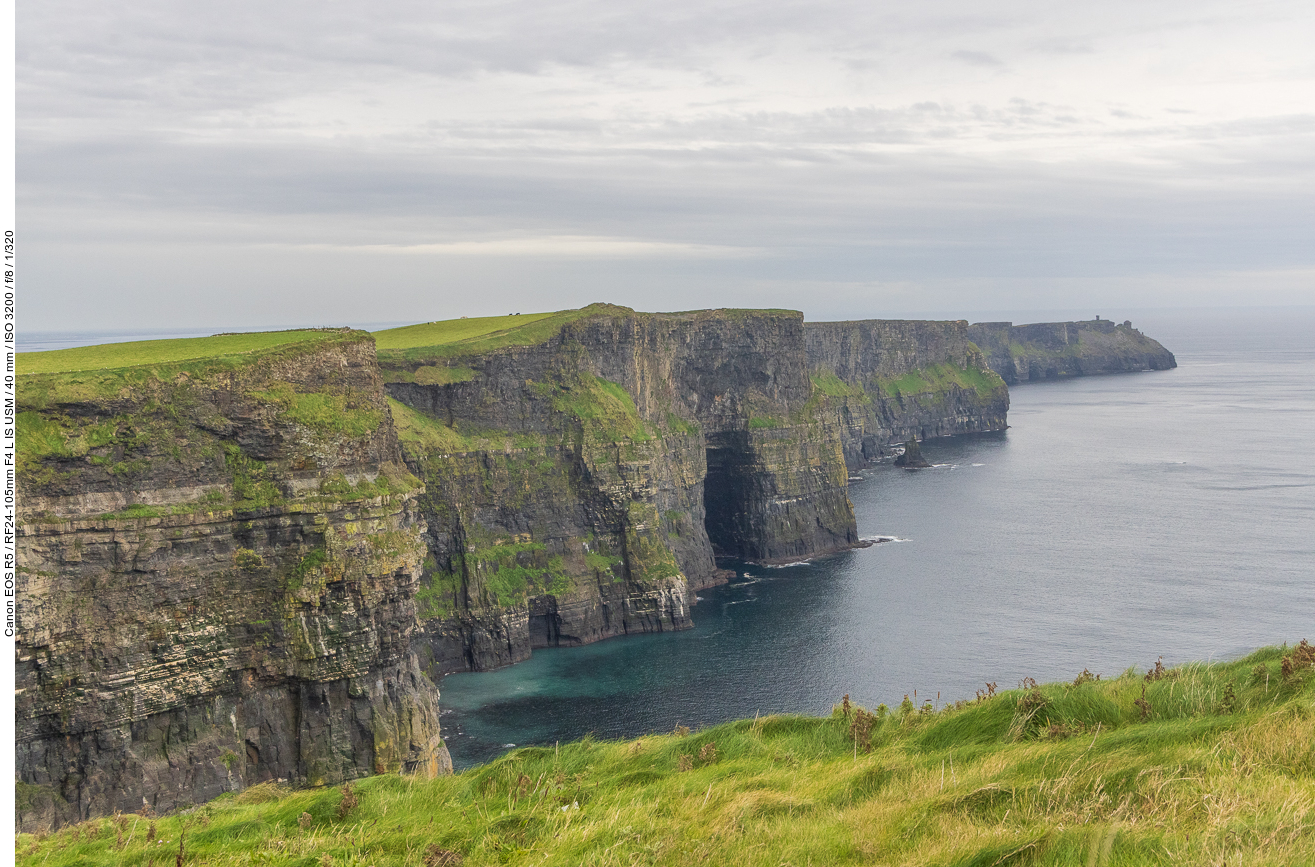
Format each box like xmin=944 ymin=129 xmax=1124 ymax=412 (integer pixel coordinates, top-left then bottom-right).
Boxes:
xmin=764 ymin=560 xmax=811 ymax=568
xmin=862 ymin=534 xmax=910 ymax=543
xmin=971 ymin=463 xmax=985 ymax=467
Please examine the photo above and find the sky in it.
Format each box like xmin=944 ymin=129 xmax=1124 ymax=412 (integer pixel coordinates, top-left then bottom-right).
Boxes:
xmin=18 ymin=0 xmax=1315 ymax=332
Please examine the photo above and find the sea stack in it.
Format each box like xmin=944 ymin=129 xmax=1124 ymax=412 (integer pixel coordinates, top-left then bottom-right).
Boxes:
xmin=894 ymin=437 xmax=931 ymax=468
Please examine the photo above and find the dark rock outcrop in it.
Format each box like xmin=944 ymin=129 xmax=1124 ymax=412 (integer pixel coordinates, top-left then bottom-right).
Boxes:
xmin=967 ymin=319 xmax=1176 ymax=385
xmin=893 ymin=438 xmax=931 ymax=468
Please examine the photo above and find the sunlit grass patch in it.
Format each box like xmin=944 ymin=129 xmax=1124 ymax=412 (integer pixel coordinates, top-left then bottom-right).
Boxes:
xmin=374 ymin=312 xmax=560 ymax=350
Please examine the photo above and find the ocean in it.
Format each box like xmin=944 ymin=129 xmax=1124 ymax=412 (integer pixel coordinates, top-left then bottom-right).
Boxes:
xmin=437 ymin=307 xmax=1315 ymax=769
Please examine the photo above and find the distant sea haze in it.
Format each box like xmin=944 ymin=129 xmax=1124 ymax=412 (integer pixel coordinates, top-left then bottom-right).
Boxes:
xmin=438 ymin=306 xmax=1315 ymax=769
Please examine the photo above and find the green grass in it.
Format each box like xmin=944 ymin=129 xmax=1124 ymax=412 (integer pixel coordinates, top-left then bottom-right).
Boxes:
xmin=19 ymin=643 xmax=1315 ymax=866
xmin=412 ymin=536 xmax=579 ymax=613
xmin=388 ymin=398 xmax=545 ymax=456
xmin=374 ymin=304 xmax=633 ymax=362
xmin=533 ymin=373 xmax=653 ymax=443
xmin=415 ymin=568 xmax=463 ymax=621
xmin=15 ymin=329 xmax=389 ymax=497
xmin=374 ymin=313 xmax=561 ymax=349
xmin=248 ymin=383 xmax=383 ymax=439
xmin=810 ymin=370 xmax=868 ymax=400
xmin=18 ymin=330 xmax=341 ymax=376
xmin=17 ymin=330 xmax=371 ymax=420
xmin=392 ymin=369 xmax=653 ymax=450
xmin=664 ymin=412 xmax=699 ymax=435
xmin=871 ymin=362 xmax=1006 ymax=399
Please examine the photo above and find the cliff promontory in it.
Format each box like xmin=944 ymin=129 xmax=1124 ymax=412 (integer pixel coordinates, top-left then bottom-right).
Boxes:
xmin=967 ymin=319 xmax=1176 ymax=384
xmin=16 ymin=331 xmax=449 ymax=832
xmin=15 ymin=304 xmax=1027 ymax=830
xmin=376 ymin=306 xmax=858 ymax=675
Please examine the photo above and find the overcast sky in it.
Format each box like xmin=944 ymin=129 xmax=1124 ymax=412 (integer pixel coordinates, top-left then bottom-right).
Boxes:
xmin=18 ymin=0 xmax=1315 ymax=331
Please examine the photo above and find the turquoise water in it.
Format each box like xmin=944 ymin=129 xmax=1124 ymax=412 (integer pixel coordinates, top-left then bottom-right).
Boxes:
xmin=438 ymin=308 xmax=1315 ymax=769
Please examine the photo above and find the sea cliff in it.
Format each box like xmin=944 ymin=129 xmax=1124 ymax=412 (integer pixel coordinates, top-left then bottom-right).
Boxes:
xmin=804 ymin=319 xmax=1010 ymax=468
xmin=378 ymin=306 xmax=858 ymax=675
xmin=966 ymin=319 xmax=1176 ymax=384
xmin=14 ymin=304 xmax=1029 ymax=830
xmin=15 ymin=332 xmax=449 ymax=832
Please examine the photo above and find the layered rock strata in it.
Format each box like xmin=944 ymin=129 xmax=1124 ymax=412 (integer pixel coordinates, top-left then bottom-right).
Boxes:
xmin=16 ymin=305 xmax=1049 ymax=830
xmin=15 ymin=333 xmax=449 ymax=832
xmin=804 ymin=320 xmax=1010 ymax=469
xmin=967 ymin=319 xmax=1177 ymax=384
xmin=380 ymin=306 xmax=858 ymax=675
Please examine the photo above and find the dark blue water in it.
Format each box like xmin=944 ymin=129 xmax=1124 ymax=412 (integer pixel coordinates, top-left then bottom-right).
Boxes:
xmin=439 ymin=307 xmax=1315 ymax=769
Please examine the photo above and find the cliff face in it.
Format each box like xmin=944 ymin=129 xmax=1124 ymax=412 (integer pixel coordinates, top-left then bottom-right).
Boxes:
xmin=804 ymin=320 xmax=1010 ymax=468
xmin=15 ymin=333 xmax=449 ymax=832
xmin=380 ymin=307 xmax=858 ymax=675
xmin=16 ymin=306 xmax=1022 ymax=830
xmin=966 ymin=319 xmax=1177 ymax=385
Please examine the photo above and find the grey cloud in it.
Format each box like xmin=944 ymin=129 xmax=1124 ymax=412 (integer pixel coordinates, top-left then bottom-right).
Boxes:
xmin=952 ymin=50 xmax=1004 ymax=67
xmin=17 ymin=0 xmax=1315 ymax=330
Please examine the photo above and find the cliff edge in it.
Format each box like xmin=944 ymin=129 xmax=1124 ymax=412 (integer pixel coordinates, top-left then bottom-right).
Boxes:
xmin=15 ymin=331 xmax=449 ymax=832
xmin=967 ymin=319 xmax=1176 ymax=385
xmin=376 ymin=305 xmax=859 ymax=675
xmin=14 ymin=305 xmax=1027 ymax=830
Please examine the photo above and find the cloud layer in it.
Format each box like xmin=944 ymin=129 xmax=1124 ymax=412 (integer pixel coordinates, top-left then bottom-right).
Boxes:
xmin=19 ymin=0 xmax=1315 ymax=329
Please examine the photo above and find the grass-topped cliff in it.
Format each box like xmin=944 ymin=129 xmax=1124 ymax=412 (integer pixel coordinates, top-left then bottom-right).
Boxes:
xmin=16 ymin=327 xmax=415 ymax=516
xmin=378 ymin=303 xmax=855 ymax=675
xmin=966 ymin=320 xmax=1177 ymax=385
xmin=15 ymin=327 xmax=447 ymax=831
xmin=374 ymin=307 xmax=609 ymax=366
xmin=19 ymin=329 xmax=342 ymax=375
xmin=14 ymin=306 xmax=1019 ymax=832
xmin=17 ymin=642 xmax=1315 ymax=866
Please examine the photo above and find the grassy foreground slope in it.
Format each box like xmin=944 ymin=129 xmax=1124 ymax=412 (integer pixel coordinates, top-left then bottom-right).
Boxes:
xmin=17 ymin=644 xmax=1315 ymax=866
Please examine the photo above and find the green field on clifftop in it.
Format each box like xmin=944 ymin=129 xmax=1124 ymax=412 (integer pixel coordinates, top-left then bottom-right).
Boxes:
xmin=18 ymin=643 xmax=1315 ymax=866
xmin=374 ymin=312 xmax=560 ymax=349
xmin=18 ymin=329 xmax=343 ymax=375
xmin=373 ymin=305 xmax=630 ymax=360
